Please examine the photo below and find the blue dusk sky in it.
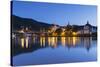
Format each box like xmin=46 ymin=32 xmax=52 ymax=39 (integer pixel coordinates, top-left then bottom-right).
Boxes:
xmin=12 ymin=1 xmax=97 ymax=26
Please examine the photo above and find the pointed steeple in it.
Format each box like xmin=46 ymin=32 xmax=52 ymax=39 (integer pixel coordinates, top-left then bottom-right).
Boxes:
xmin=68 ymin=21 xmax=70 ymax=25
xmin=66 ymin=21 xmax=72 ymax=30
xmin=67 ymin=21 xmax=71 ymax=27
xmin=85 ymin=20 xmax=91 ymax=27
xmin=87 ymin=20 xmax=89 ymax=24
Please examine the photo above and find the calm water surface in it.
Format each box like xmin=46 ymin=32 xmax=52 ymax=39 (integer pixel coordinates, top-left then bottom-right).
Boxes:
xmin=12 ymin=36 xmax=97 ymax=66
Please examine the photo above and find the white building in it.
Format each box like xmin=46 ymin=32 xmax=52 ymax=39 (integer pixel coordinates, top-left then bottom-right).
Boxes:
xmin=83 ymin=21 xmax=92 ymax=34
xmin=77 ymin=21 xmax=92 ymax=35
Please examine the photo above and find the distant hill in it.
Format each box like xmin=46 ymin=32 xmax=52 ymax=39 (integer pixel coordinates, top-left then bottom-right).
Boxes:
xmin=11 ymin=15 xmax=53 ymax=31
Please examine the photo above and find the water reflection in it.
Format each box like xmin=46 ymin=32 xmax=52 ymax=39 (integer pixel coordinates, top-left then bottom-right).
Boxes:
xmin=20 ymin=37 xmax=30 ymax=48
xmin=51 ymin=37 xmax=57 ymax=48
xmin=17 ymin=36 xmax=94 ymax=51
xmin=61 ymin=37 xmax=66 ymax=47
xmin=13 ymin=36 xmax=97 ymax=65
xmin=21 ymin=38 xmax=24 ymax=48
xmin=83 ymin=37 xmax=92 ymax=51
xmin=72 ymin=37 xmax=77 ymax=46
xmin=40 ymin=37 xmax=46 ymax=47
xmin=25 ymin=37 xmax=29 ymax=48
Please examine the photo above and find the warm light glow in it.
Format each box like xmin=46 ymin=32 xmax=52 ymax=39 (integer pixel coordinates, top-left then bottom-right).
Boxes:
xmin=40 ymin=37 xmax=45 ymax=47
xmin=48 ymin=37 xmax=57 ymax=47
xmin=19 ymin=30 xmax=24 ymax=33
xmin=61 ymin=32 xmax=65 ymax=36
xmin=21 ymin=38 xmax=24 ymax=48
xmin=48 ymin=37 xmax=51 ymax=46
xmin=66 ymin=37 xmax=71 ymax=45
xmin=51 ymin=37 xmax=57 ymax=48
xmin=25 ymin=37 xmax=29 ymax=48
xmin=51 ymin=37 xmax=55 ymax=46
xmin=21 ymin=37 xmax=29 ymax=48
xmin=72 ymin=37 xmax=77 ymax=46
xmin=40 ymin=37 xmax=42 ymax=46
xmin=61 ymin=37 xmax=66 ymax=46
xmin=72 ymin=32 xmax=77 ymax=36
xmin=48 ymin=30 xmax=51 ymax=33
xmin=52 ymin=32 xmax=57 ymax=36
xmin=43 ymin=37 xmax=45 ymax=46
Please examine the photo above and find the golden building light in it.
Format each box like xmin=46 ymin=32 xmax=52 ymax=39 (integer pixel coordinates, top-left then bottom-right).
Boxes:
xmin=72 ymin=32 xmax=77 ymax=36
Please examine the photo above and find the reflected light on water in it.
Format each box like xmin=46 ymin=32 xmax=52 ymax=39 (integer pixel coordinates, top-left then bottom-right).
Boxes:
xmin=39 ymin=37 xmax=78 ymax=47
xmin=40 ymin=37 xmax=46 ymax=47
xmin=51 ymin=37 xmax=57 ymax=48
xmin=65 ymin=37 xmax=78 ymax=46
xmin=61 ymin=37 xmax=66 ymax=46
xmin=19 ymin=36 xmax=92 ymax=50
xmin=48 ymin=37 xmax=51 ymax=46
xmin=21 ymin=38 xmax=24 ymax=48
xmin=83 ymin=37 xmax=92 ymax=51
xmin=13 ymin=36 xmax=97 ymax=65
xmin=72 ymin=37 xmax=77 ymax=46
xmin=51 ymin=37 xmax=55 ymax=46
xmin=25 ymin=37 xmax=29 ymax=48
xmin=21 ymin=37 xmax=29 ymax=48
xmin=47 ymin=37 xmax=57 ymax=48
xmin=67 ymin=37 xmax=71 ymax=45
xmin=43 ymin=37 xmax=45 ymax=47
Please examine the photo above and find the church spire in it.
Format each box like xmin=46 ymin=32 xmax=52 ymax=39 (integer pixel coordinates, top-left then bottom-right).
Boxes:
xmin=87 ymin=20 xmax=89 ymax=24
xmin=85 ymin=20 xmax=91 ymax=27
xmin=68 ymin=21 xmax=70 ymax=25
